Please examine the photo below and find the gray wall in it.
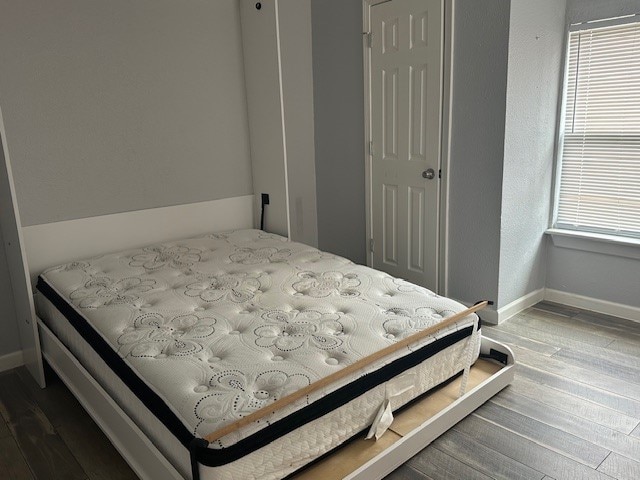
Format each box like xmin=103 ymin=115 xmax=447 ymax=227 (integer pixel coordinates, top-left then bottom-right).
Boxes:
xmin=242 ymin=0 xmax=319 ymax=244
xmin=547 ymin=247 xmax=640 ymax=306
xmin=311 ymin=0 xmax=367 ymax=264
xmin=545 ymin=0 xmax=640 ymax=307
xmin=241 ymin=0 xmax=289 ymax=237
xmin=0 ymin=225 xmax=20 ymax=358
xmin=446 ymin=0 xmax=510 ymax=307
xmin=0 ymin=0 xmax=253 ymax=227
xmin=497 ymin=0 xmax=566 ymax=308
xmin=567 ymin=0 xmax=640 ymax=24
xmin=280 ymin=0 xmax=319 ymax=247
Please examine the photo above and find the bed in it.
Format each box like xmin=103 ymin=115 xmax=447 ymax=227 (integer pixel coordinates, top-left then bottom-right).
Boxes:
xmin=31 ymin=227 xmax=513 ymax=480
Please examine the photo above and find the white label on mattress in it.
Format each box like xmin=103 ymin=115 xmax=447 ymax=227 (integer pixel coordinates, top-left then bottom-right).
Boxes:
xmin=387 ymin=371 xmax=416 ymax=398
xmin=366 ymin=371 xmax=416 ymax=440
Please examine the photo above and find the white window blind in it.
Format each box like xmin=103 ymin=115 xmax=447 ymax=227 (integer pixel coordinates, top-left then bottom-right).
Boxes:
xmin=556 ymin=21 xmax=640 ymax=238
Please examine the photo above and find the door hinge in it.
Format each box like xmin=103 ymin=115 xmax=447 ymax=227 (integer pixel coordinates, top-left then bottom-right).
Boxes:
xmin=368 ymin=141 xmax=374 ymax=156
xmin=369 ymin=238 xmax=375 ymax=252
xmin=439 ymin=169 xmax=442 ymax=179
xmin=364 ymin=32 xmax=372 ymax=48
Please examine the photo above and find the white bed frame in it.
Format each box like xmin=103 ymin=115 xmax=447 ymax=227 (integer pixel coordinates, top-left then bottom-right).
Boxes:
xmin=17 ymin=200 xmax=513 ymax=480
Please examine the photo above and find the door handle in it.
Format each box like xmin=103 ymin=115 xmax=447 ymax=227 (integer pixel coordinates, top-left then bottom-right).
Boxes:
xmin=422 ymin=168 xmax=435 ymax=180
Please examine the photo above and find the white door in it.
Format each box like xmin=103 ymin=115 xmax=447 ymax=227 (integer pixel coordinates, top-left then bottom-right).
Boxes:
xmin=369 ymin=0 xmax=442 ymax=291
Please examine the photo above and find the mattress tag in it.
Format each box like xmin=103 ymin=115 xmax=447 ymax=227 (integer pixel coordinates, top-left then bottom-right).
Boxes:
xmin=386 ymin=372 xmax=416 ymax=399
xmin=366 ymin=372 xmax=416 ymax=441
xmin=366 ymin=400 xmax=393 ymax=441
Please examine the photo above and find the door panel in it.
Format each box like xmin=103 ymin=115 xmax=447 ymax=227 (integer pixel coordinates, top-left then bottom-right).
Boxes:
xmin=383 ymin=17 xmax=399 ymax=53
xmin=382 ymin=183 xmax=399 ymax=266
xmin=409 ymin=64 xmax=427 ymax=162
xmin=410 ymin=10 xmax=429 ymax=49
xmin=370 ymin=0 xmax=442 ymax=290
xmin=383 ymin=68 xmax=399 ymax=160
xmin=408 ymin=186 xmax=424 ymax=272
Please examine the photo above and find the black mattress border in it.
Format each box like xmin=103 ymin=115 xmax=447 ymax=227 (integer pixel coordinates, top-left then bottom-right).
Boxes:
xmin=37 ymin=275 xmax=478 ymax=467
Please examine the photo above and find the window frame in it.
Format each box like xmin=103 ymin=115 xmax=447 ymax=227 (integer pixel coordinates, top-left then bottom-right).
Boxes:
xmin=550 ymin=14 xmax=640 ymax=246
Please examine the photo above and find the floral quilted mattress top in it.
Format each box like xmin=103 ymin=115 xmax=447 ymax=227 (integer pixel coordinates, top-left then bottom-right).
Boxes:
xmin=37 ymin=229 xmax=478 ymax=448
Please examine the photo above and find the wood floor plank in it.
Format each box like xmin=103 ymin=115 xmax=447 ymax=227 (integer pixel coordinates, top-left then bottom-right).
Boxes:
xmin=0 ymin=373 xmax=87 ymax=480
xmin=481 ymin=326 xmax=561 ymax=356
xmin=513 ymin=345 xmax=640 ymax=405
xmin=508 ymin=375 xmax=639 ymax=433
xmin=0 ymin=416 xmax=10 ymax=438
xmin=475 ymin=400 xmax=610 ymax=468
xmin=490 ymin=323 xmax=640 ymax=382
xmin=531 ymin=302 xmax=581 ymax=318
xmin=534 ymin=308 xmax=640 ymax=344
xmin=408 ymin=446 xmax=494 ymax=480
xmin=491 ymin=320 xmax=640 ymax=371
xmin=597 ymin=452 xmax=640 ymax=480
xmin=515 ymin=365 xmax=640 ymax=430
xmin=0 ymin=436 xmax=34 ymax=480
xmin=383 ymin=464 xmax=432 ymax=480
xmin=432 ymin=427 xmax=544 ymax=480
xmin=490 ymin=388 xmax=640 ymax=462
xmin=573 ymin=310 xmax=640 ymax=337
xmin=552 ymin=346 xmax=640 ymax=386
xmin=454 ymin=414 xmax=615 ymax=480
xmin=553 ymin=342 xmax=640 ymax=371
xmin=631 ymin=423 xmax=640 ymax=439
xmin=55 ymin=421 xmax=138 ymax=480
xmin=16 ymin=367 xmax=86 ymax=429
xmin=507 ymin=311 xmax=614 ymax=347
xmin=605 ymin=338 xmax=640 ymax=358
xmin=497 ymin=320 xmax=614 ymax=353
xmin=16 ymin=368 xmax=138 ymax=480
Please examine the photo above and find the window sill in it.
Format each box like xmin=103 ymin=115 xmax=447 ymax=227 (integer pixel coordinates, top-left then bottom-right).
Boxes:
xmin=545 ymin=228 xmax=640 ymax=260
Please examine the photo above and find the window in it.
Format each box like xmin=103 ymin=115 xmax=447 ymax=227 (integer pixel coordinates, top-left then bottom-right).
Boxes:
xmin=555 ymin=19 xmax=640 ymax=239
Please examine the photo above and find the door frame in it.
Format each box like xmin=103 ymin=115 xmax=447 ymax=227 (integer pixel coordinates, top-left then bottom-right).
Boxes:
xmin=362 ymin=0 xmax=454 ymax=295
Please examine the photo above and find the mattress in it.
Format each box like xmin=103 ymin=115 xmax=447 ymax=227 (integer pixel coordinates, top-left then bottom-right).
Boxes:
xmin=36 ymin=229 xmax=481 ymax=479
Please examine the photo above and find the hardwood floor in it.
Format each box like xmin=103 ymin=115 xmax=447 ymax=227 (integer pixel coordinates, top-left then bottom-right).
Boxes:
xmin=1 ymin=301 xmax=639 ymax=479
xmin=387 ymin=303 xmax=640 ymax=480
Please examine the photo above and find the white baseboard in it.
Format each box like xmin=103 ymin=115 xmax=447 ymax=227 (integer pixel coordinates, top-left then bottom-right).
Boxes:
xmin=544 ymin=289 xmax=640 ymax=323
xmin=0 ymin=350 xmax=24 ymax=372
xmin=460 ymin=287 xmax=639 ymax=326
xmin=480 ymin=288 xmax=546 ymax=325
xmin=497 ymin=288 xmax=546 ymax=324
